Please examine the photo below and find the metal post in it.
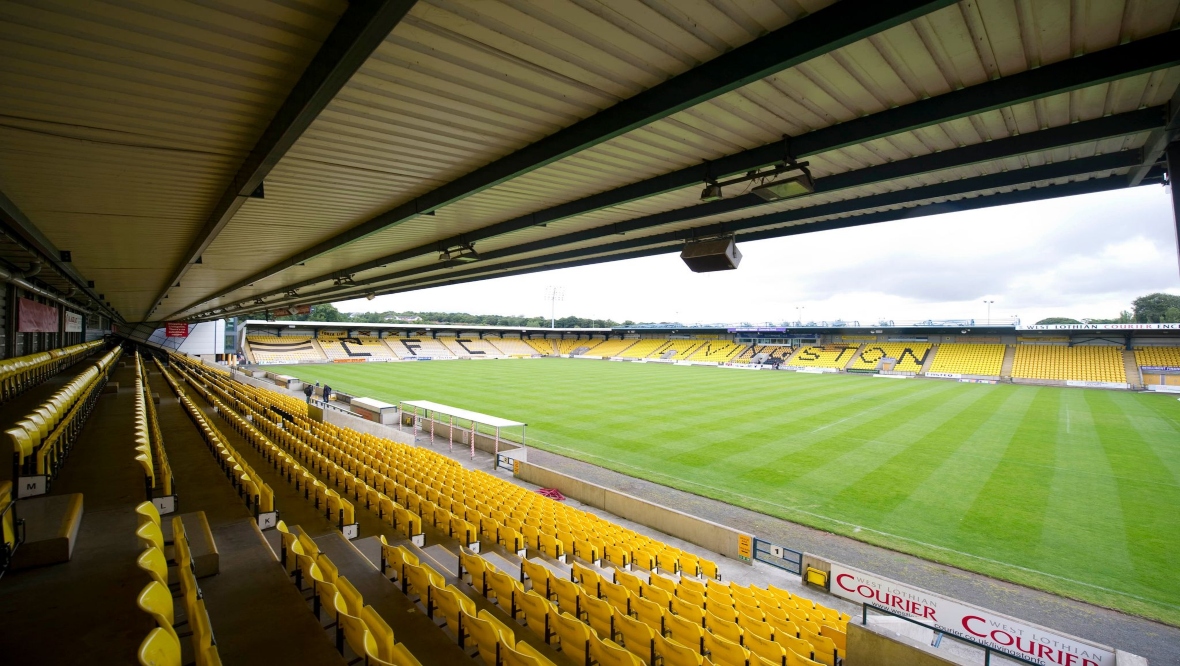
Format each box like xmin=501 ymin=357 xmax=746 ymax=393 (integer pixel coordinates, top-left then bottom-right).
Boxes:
xmin=430 ymin=410 xmax=434 ymax=446
xmin=1167 ymin=142 xmax=1180 ymax=280
xmin=495 ymin=427 xmax=500 ymax=459
xmin=449 ymin=415 xmax=454 ymax=452
xmin=470 ymin=421 xmax=475 ymax=460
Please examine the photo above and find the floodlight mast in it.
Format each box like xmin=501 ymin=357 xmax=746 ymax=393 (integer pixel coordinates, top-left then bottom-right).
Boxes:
xmin=546 ymin=286 xmax=564 ymax=329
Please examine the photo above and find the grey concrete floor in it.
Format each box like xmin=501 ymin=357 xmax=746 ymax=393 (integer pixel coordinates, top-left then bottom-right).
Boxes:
xmin=152 ymin=366 xmax=347 ymax=665
xmin=0 ymin=363 xmax=153 ymax=664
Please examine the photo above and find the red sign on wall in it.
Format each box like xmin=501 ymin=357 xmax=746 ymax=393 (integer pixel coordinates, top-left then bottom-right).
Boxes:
xmin=165 ymin=322 xmax=190 ymax=337
xmin=18 ymin=298 xmax=58 ymax=332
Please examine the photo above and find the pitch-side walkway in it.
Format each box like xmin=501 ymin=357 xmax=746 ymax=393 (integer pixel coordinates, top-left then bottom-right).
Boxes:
xmin=521 ymin=447 xmax=1180 ymax=665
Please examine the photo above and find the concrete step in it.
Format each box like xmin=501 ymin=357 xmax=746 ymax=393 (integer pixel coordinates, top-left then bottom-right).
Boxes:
xmin=11 ymin=493 xmax=83 ymax=569
xmin=920 ymin=344 xmax=940 ymax=375
xmin=1122 ymin=349 xmax=1142 ymax=388
xmin=1000 ymin=345 xmax=1016 ymax=378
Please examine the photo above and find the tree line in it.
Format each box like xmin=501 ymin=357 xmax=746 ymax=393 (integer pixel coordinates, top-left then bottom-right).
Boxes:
xmin=1035 ymin=293 xmax=1180 ymax=325
xmin=273 ymin=303 xmax=631 ymax=328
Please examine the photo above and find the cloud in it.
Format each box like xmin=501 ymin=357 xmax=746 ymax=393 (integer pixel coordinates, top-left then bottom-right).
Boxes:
xmin=338 ymin=185 xmax=1180 ymax=324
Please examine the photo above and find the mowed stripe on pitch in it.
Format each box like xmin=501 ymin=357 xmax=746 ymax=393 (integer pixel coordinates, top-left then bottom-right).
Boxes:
xmin=1087 ymin=390 xmax=1180 ymax=605
xmin=958 ymin=388 xmax=1059 ymax=564
xmin=829 ymin=384 xmax=1011 ymax=528
xmin=883 ymin=386 xmax=1037 ymax=545
xmin=1037 ymin=390 xmax=1133 ymax=598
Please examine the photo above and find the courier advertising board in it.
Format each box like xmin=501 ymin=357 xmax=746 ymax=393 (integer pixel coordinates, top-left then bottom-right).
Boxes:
xmin=830 ymin=563 xmax=1113 ymax=666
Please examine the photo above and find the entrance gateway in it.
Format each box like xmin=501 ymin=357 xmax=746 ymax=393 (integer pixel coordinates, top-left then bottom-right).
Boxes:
xmin=397 ymin=400 xmax=526 ymax=462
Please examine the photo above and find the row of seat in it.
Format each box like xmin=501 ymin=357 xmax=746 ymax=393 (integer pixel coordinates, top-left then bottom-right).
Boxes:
xmin=514 ymin=550 xmax=844 ymax=666
xmin=168 ymin=352 xmax=853 ymax=666
xmin=846 ymin=344 xmax=931 ymax=374
xmin=134 ymin=352 xmax=173 ymax=503
xmin=6 ymin=345 xmax=121 ymax=490
xmin=1133 ymin=346 xmax=1180 ymax=368
xmin=0 ymin=480 xmax=18 ymax=576
xmin=135 ymin=501 xmax=221 ymax=666
xmin=278 ymin=522 xmax=423 ymax=665
xmin=786 ymin=347 xmax=858 ymax=369
xmin=160 ymin=358 xmax=426 ymax=665
xmin=154 ymin=359 xmax=275 ymax=519
xmin=1011 ymin=345 xmax=1126 ymax=382
xmin=170 ymin=353 xmax=721 ymax=583
xmin=925 ymin=343 xmax=1005 ymax=376
xmin=0 ymin=339 xmax=104 ymax=403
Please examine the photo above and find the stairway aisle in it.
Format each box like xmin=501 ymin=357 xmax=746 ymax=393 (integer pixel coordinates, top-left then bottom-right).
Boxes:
xmin=0 ymin=363 xmax=146 ymax=664
xmin=152 ymin=363 xmax=347 ymax=666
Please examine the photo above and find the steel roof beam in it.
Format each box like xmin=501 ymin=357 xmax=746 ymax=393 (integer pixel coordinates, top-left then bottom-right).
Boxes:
xmin=222 ymin=150 xmax=1145 ymax=317
xmin=148 ymin=0 xmax=420 ymax=318
xmin=197 ymin=30 xmax=1180 ymax=315
xmin=171 ymin=0 xmax=959 ymax=318
xmin=230 ymin=109 xmax=1164 ymax=307
xmin=1128 ymin=81 xmax=1180 ymax=186
xmin=234 ymin=176 xmax=1135 ymax=319
xmin=0 ymin=189 xmax=122 ymax=321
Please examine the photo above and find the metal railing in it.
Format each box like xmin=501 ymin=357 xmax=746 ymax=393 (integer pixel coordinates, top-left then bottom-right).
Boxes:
xmin=752 ymin=538 xmax=802 ymax=574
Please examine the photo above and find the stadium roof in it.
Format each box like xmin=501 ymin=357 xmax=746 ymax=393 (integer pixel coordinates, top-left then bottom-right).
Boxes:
xmin=0 ymin=1 xmax=1177 ymax=326
xmin=401 ymin=400 xmax=525 ymax=428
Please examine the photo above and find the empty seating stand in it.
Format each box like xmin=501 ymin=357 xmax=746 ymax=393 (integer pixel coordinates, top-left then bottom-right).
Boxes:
xmin=135 ymin=501 xmax=224 ymax=666
xmin=6 ymin=345 xmax=120 ymax=500
xmin=0 ymin=340 xmax=103 ymax=404
xmin=166 ymin=352 xmax=721 ymax=591
xmin=134 ymin=352 xmax=176 ymax=515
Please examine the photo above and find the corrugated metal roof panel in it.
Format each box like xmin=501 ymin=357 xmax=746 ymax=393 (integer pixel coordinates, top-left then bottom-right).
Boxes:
xmin=0 ymin=0 xmax=345 ymax=319
xmin=185 ymin=0 xmax=1180 ymax=319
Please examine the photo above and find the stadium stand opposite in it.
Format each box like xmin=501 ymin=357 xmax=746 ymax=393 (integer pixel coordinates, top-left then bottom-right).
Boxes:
xmin=525 ymin=338 xmax=557 ymax=355
xmin=319 ymin=336 xmax=396 ymax=361
xmin=246 ymin=336 xmax=326 ymax=364
xmin=439 ymin=336 xmax=506 ymax=358
xmin=1012 ymin=345 xmax=1127 ymax=383
xmin=689 ymin=340 xmax=746 ymax=362
xmin=847 ymin=343 xmax=932 ymax=373
xmin=927 ymin=343 xmax=1006 ymax=376
xmin=558 ymin=338 xmax=596 ymax=355
xmin=618 ymin=339 xmax=667 ymax=358
xmin=734 ymin=345 xmax=794 ymax=364
xmin=650 ymin=340 xmax=704 ymax=360
xmin=788 ymin=345 xmax=860 ymax=369
xmin=589 ymin=339 xmax=638 ymax=358
xmin=1134 ymin=346 xmax=1180 ymax=368
xmin=388 ymin=338 xmax=457 ymax=360
xmin=482 ymin=336 xmax=536 ymax=356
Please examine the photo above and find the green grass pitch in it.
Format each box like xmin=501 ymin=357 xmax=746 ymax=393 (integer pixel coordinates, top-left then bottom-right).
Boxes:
xmin=273 ymin=358 xmax=1180 ymax=624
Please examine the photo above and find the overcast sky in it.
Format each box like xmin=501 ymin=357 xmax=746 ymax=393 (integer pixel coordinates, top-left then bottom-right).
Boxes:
xmin=337 ymin=185 xmax=1180 ymax=326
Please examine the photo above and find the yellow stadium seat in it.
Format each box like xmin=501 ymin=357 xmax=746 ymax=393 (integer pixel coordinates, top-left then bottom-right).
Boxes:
xmin=138 ymin=627 xmax=181 ymax=666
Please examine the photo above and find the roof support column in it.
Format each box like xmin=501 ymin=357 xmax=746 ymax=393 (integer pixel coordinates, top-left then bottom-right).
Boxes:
xmin=1168 ymin=142 xmax=1180 ymax=280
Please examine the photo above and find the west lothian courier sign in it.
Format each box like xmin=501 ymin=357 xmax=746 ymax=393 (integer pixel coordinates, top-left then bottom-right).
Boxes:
xmin=831 ymin=563 xmax=1114 ymax=666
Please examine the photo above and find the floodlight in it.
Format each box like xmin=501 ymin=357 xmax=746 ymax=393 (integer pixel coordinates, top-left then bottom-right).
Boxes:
xmin=700 ymin=182 xmax=723 ymax=202
xmin=438 ymin=243 xmax=479 ymax=264
xmin=751 ymin=171 xmax=815 ymax=201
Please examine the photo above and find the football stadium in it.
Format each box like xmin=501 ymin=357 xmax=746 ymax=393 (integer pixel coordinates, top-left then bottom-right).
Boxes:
xmin=1 ymin=1 xmax=1180 ymax=666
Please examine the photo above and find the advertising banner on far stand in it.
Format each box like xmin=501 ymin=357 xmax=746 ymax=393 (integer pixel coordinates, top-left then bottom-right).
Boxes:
xmin=830 ymin=563 xmax=1114 ymax=666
